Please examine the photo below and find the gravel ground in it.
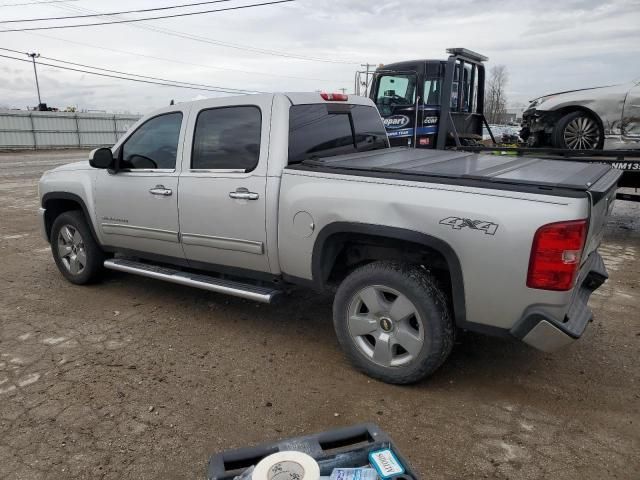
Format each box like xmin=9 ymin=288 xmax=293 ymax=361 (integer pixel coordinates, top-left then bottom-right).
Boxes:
xmin=0 ymin=150 xmax=638 ymax=480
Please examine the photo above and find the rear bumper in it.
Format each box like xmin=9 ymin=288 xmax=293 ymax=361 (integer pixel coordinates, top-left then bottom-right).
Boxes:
xmin=511 ymin=252 xmax=608 ymax=352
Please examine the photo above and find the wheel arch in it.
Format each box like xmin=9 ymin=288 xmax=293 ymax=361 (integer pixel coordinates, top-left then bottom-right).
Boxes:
xmin=312 ymin=222 xmax=467 ymax=326
xmin=41 ymin=192 xmax=100 ymax=244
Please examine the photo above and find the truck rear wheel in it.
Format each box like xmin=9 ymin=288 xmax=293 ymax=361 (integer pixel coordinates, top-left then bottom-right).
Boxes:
xmin=51 ymin=210 xmax=105 ymax=285
xmin=552 ymin=111 xmax=603 ymax=150
xmin=333 ymin=261 xmax=454 ymax=384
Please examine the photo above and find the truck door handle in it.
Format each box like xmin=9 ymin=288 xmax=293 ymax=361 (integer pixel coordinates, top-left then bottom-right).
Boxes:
xmin=149 ymin=185 xmax=172 ymax=196
xmin=229 ymin=188 xmax=259 ymax=200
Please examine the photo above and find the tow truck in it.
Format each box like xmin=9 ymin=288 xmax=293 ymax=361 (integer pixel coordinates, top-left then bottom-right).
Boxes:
xmin=356 ymin=48 xmax=640 ymax=201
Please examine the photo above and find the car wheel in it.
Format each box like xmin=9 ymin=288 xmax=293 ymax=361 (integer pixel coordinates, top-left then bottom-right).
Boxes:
xmin=51 ymin=210 xmax=105 ymax=285
xmin=333 ymin=261 xmax=454 ymax=384
xmin=552 ymin=111 xmax=603 ymax=150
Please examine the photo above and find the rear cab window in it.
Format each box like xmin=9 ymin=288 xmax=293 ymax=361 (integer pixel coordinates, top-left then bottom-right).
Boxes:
xmin=288 ymin=104 xmax=389 ymax=164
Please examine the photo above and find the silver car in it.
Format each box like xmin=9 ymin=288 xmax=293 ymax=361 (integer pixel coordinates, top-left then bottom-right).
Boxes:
xmin=521 ymin=78 xmax=640 ymax=150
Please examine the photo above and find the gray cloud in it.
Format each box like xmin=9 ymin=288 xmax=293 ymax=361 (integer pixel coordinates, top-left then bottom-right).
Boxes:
xmin=0 ymin=0 xmax=638 ymax=111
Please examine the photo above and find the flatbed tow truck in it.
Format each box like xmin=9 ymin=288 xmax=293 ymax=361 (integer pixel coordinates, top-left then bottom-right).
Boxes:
xmin=356 ymin=48 xmax=640 ymax=202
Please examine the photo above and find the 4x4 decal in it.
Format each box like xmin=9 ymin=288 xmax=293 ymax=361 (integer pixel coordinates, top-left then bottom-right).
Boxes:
xmin=439 ymin=217 xmax=499 ymax=235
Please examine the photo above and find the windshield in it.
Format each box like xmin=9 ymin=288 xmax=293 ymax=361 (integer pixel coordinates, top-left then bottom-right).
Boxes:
xmin=375 ymin=74 xmax=417 ymax=107
xmin=288 ymin=104 xmax=389 ymax=163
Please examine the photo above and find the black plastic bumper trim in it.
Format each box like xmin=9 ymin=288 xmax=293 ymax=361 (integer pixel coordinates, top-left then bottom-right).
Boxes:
xmin=511 ymin=251 xmax=608 ymax=340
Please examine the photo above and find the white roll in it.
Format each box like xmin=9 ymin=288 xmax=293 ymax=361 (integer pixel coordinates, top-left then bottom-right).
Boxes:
xmin=252 ymin=451 xmax=320 ymax=480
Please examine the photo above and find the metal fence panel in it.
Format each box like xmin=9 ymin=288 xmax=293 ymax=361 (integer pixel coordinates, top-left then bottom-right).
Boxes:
xmin=0 ymin=130 xmax=34 ymax=147
xmin=35 ymin=131 xmax=80 ymax=147
xmin=32 ymin=115 xmax=77 ymax=132
xmin=0 ymin=110 xmax=142 ymax=149
xmin=0 ymin=113 xmax=32 ymax=131
xmin=79 ymin=132 xmax=118 ymax=146
xmin=77 ymin=117 xmax=115 ymax=132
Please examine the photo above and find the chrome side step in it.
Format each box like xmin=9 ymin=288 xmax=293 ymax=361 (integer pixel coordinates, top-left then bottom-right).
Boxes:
xmin=103 ymin=258 xmax=281 ymax=304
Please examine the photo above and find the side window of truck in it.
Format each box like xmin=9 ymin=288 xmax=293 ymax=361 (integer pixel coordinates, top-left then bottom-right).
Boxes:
xmin=424 ymin=79 xmax=441 ymax=105
xmin=191 ymin=106 xmax=261 ymax=172
xmin=120 ymin=112 xmax=183 ymax=170
xmin=288 ymin=104 xmax=388 ymax=164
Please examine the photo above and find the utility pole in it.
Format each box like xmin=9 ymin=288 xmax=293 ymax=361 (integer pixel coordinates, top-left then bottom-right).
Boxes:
xmin=360 ymin=63 xmax=376 ymax=97
xmin=338 ymin=88 xmax=347 ymax=95
xmin=26 ymin=52 xmax=43 ymax=110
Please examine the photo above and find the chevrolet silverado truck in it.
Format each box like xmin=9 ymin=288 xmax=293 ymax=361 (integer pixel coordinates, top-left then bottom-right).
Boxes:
xmin=38 ymin=92 xmax=621 ymax=384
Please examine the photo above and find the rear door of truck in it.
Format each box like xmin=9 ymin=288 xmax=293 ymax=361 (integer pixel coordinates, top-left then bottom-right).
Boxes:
xmin=178 ymin=95 xmax=273 ymax=273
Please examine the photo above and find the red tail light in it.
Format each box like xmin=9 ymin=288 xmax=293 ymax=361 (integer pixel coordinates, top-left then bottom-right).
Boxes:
xmin=320 ymin=92 xmax=348 ymax=101
xmin=527 ymin=219 xmax=588 ymax=291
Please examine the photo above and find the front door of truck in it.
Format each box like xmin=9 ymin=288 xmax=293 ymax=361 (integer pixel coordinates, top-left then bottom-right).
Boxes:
xmin=622 ymin=82 xmax=640 ymax=139
xmin=94 ymin=109 xmax=188 ymax=259
xmin=178 ymin=97 xmax=272 ymax=273
xmin=419 ymin=77 xmax=442 ymax=148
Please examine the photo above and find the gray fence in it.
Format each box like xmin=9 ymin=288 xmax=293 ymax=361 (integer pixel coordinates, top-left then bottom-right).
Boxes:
xmin=0 ymin=110 xmax=142 ymax=150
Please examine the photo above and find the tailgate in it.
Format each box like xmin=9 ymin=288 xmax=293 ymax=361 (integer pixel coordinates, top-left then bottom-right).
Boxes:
xmin=583 ymin=168 xmax=623 ymax=260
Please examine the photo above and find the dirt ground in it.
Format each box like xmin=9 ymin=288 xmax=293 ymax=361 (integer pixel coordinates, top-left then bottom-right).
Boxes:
xmin=1 ymin=150 xmax=638 ymax=480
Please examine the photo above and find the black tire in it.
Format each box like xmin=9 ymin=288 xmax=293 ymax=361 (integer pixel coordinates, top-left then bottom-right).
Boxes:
xmin=552 ymin=111 xmax=603 ymax=150
xmin=50 ymin=210 xmax=105 ymax=285
xmin=333 ymin=261 xmax=454 ymax=384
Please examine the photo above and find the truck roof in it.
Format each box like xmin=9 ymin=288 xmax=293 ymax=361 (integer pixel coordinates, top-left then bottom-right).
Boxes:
xmin=167 ymin=92 xmax=376 ymax=112
xmin=282 ymin=92 xmax=374 ymax=106
xmin=376 ymin=60 xmax=445 ymax=74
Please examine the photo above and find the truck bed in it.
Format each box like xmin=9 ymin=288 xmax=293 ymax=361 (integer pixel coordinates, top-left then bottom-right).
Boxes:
xmin=292 ymin=148 xmax=622 ymax=199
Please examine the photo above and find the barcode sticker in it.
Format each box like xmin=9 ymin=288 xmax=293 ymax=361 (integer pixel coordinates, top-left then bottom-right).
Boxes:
xmin=368 ymin=449 xmax=405 ymax=479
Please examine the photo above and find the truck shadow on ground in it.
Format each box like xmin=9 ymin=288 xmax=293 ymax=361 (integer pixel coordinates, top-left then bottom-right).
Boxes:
xmin=99 ymin=271 xmax=548 ymax=388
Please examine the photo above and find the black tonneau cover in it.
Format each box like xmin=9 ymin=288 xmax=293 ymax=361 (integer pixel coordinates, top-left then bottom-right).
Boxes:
xmin=293 ymin=147 xmax=620 ymax=198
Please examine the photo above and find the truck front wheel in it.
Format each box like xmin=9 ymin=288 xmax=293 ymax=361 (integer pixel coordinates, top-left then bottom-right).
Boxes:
xmin=333 ymin=262 xmax=454 ymax=384
xmin=51 ymin=210 xmax=105 ymax=285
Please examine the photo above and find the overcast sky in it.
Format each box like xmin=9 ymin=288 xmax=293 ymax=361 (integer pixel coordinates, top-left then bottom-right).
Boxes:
xmin=1 ymin=0 xmax=639 ymax=113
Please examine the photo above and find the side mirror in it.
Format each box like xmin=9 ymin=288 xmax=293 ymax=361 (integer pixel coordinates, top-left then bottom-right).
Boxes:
xmin=89 ymin=147 xmax=115 ymax=169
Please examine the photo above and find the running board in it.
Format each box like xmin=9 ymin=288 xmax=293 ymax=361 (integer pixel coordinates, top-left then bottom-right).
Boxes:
xmin=103 ymin=258 xmax=281 ymax=303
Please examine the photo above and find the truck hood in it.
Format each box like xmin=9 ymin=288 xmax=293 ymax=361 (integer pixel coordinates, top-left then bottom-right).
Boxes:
xmin=47 ymin=160 xmax=93 ymax=173
xmin=531 ymin=84 xmax=617 ymax=102
xmin=527 ymin=83 xmax=625 ymax=110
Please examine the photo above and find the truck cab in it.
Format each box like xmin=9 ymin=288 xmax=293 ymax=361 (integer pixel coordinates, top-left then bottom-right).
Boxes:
xmin=363 ymin=48 xmax=489 ymax=149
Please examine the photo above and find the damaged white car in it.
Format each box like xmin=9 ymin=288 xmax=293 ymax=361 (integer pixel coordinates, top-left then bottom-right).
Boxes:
xmin=521 ymin=79 xmax=640 ymax=150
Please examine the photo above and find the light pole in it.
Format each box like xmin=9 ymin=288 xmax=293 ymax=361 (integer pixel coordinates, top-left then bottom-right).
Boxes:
xmin=26 ymin=52 xmax=42 ymax=109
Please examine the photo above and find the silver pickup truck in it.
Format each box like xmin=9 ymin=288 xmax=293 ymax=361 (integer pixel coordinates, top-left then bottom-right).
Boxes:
xmin=38 ymin=92 xmax=621 ymax=384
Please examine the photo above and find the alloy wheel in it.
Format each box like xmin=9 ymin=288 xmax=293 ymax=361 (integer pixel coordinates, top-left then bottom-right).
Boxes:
xmin=57 ymin=224 xmax=86 ymax=275
xmin=564 ymin=116 xmax=600 ymax=150
xmin=347 ymin=285 xmax=425 ymax=367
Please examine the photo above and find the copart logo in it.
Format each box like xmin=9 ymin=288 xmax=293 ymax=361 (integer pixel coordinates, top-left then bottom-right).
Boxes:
xmin=383 ymin=115 xmax=410 ymax=129
xmin=423 ymin=116 xmax=438 ymax=125
xmin=440 ymin=217 xmax=498 ymax=235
